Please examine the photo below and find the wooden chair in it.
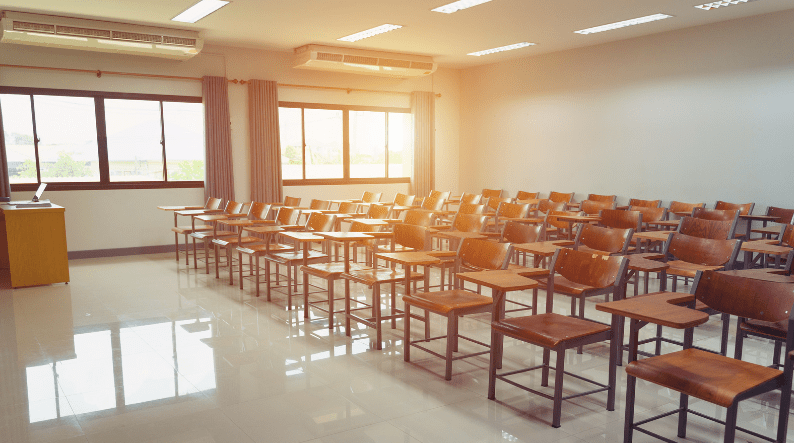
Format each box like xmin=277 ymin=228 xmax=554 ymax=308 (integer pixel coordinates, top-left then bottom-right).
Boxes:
xmin=516 ymin=191 xmax=539 ymax=200
xmin=283 ymin=196 xmax=301 ymax=207
xmin=403 ymin=238 xmax=513 ymax=380
xmin=488 ymin=201 xmax=531 ymax=233
xmin=752 ymin=206 xmax=794 ymax=239
xmin=628 ymin=198 xmax=662 ymax=208
xmin=429 ymin=214 xmax=490 ymax=289
xmin=668 ymin=200 xmax=705 ymax=216
xmin=580 ymin=199 xmax=616 ymax=216
xmin=488 ymin=248 xmax=628 ymax=428
xmin=211 ymin=202 xmax=275 ymax=284
xmin=393 ymin=193 xmax=416 ymax=207
xmin=342 ymin=223 xmax=433 ymax=350
xmin=624 ymin=270 xmax=793 ymax=443
xmin=573 ymin=223 xmax=632 ymax=257
xmin=715 ymin=200 xmax=754 ymax=216
xmin=545 ymin=209 xmax=583 ymax=240
xmin=171 ymin=197 xmax=222 ymax=265
xmin=499 ymin=221 xmax=545 ymax=265
xmin=482 ymin=188 xmax=503 ymax=199
xmin=189 ymin=201 xmax=247 ymax=273
xmin=678 ymin=216 xmax=735 ymax=240
xmin=548 ymin=191 xmax=574 ymax=204
xmin=587 ymin=193 xmax=617 ymax=202
xmin=485 ymin=196 xmax=513 ymax=213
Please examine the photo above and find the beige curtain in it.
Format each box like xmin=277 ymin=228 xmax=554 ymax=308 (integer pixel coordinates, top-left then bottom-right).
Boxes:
xmin=411 ymin=91 xmax=435 ymax=198
xmin=0 ymin=100 xmax=11 ymax=198
xmin=248 ymin=80 xmax=283 ymax=203
xmin=202 ymin=76 xmax=235 ymax=203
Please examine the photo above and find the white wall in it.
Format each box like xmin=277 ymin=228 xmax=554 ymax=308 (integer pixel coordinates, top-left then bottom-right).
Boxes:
xmin=459 ymin=10 xmax=794 ymax=212
xmin=1 ymin=43 xmax=460 ymax=252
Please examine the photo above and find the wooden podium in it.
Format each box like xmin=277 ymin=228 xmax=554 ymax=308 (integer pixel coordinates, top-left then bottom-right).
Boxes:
xmin=0 ymin=203 xmax=69 ymax=288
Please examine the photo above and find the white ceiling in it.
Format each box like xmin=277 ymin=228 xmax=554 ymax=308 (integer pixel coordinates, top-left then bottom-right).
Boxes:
xmin=2 ymin=0 xmax=793 ymax=68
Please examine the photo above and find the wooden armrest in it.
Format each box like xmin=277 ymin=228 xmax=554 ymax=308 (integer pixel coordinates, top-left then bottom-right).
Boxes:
xmin=551 ymin=240 xmax=575 ymax=246
xmin=596 ymin=292 xmax=708 ymax=328
xmin=251 ymin=220 xmax=275 ymax=224
xmin=364 ymin=232 xmax=394 ymax=239
xmin=279 ymin=225 xmax=304 ymax=231
xmin=426 ymin=250 xmax=458 ymax=258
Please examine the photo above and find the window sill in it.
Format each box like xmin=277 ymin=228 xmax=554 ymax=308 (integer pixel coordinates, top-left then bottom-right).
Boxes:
xmin=10 ymin=181 xmax=204 ymax=192
xmin=283 ymin=177 xmax=411 ymax=186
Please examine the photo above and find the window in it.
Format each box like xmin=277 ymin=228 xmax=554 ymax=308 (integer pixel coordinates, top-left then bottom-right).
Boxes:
xmin=279 ymin=102 xmax=412 ymax=184
xmin=0 ymin=87 xmax=204 ymax=191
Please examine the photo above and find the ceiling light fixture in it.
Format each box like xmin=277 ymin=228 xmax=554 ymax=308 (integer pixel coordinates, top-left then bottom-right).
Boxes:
xmin=468 ymin=42 xmax=534 ymax=56
xmin=432 ymin=0 xmax=493 ymax=14
xmin=574 ymin=13 xmax=672 ymax=35
xmin=694 ymin=0 xmax=758 ymax=10
xmin=172 ymin=0 xmax=230 ymax=23
xmin=338 ymin=24 xmax=402 ymax=42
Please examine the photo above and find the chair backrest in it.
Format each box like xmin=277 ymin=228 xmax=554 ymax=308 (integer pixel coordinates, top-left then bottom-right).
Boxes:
xmin=452 ymin=214 xmax=489 ymax=233
xmin=629 ymin=206 xmax=667 ymax=224
xmin=574 ymin=224 xmax=633 ymax=255
xmin=714 ymin=200 xmax=754 ymax=216
xmin=669 ymin=201 xmax=705 ymax=216
xmin=458 ymin=203 xmax=485 ymax=215
xmin=693 ymin=270 xmax=794 ymax=325
xmin=537 ymin=199 xmax=566 ymax=214
xmin=368 ymin=204 xmax=391 ymax=219
xmin=249 ymin=202 xmax=272 ymax=220
xmin=664 ymin=232 xmax=740 ymax=267
xmin=434 ymin=190 xmax=452 ymax=201
xmin=581 ymin=199 xmax=617 ymax=215
xmin=780 ymin=224 xmax=794 ymax=248
xmin=305 ymin=213 xmax=336 ymax=232
xmin=587 ymin=193 xmax=617 ymax=202
xmin=393 ymin=224 xmax=430 ymax=251
xmin=458 ymin=238 xmax=512 ymax=271
xmin=600 ymin=209 xmax=642 ymax=231
xmin=361 ymin=191 xmax=382 ymax=203
xmin=486 ymin=196 xmax=512 ymax=212
xmin=276 ymin=206 xmax=300 ymax=225
xmin=205 ymin=197 xmax=223 ymax=210
xmin=421 ymin=196 xmax=445 ymax=211
xmin=309 ymin=199 xmax=331 ymax=210
xmin=549 ymin=191 xmax=574 ymax=204
xmin=628 ymin=198 xmax=662 ymax=208
xmin=394 ymin=193 xmax=415 ymax=206
xmin=224 ymin=201 xmax=244 ymax=215
xmin=482 ymin=188 xmax=503 ymax=199
xmin=283 ymin=196 xmax=301 ymax=207
xmin=496 ymin=202 xmax=531 ymax=219
xmin=459 ymin=193 xmax=482 ymax=205
xmin=546 ymin=248 xmax=628 ymax=312
xmin=501 ymin=222 xmax=544 ymax=244
xmin=337 ymin=201 xmax=359 ymax=214
xmin=516 ymin=191 xmax=539 ymax=200
xmin=677 ymin=216 xmax=735 ymax=240
xmin=692 ymin=207 xmax=740 ymax=224
xmin=767 ymin=206 xmax=794 ymax=224
xmin=404 ymin=210 xmax=437 ymax=226
xmin=546 ymin=210 xmax=582 ymax=230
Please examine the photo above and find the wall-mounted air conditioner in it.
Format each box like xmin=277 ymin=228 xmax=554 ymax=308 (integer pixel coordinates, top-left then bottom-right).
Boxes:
xmin=293 ymin=44 xmax=437 ymax=79
xmin=0 ymin=11 xmax=203 ymax=60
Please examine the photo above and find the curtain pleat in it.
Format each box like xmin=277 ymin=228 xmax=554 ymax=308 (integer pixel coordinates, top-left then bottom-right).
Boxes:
xmin=202 ymin=76 xmax=235 ymax=203
xmin=248 ymin=80 xmax=283 ymax=203
xmin=411 ymin=91 xmax=435 ymax=198
xmin=0 ymin=100 xmax=12 ymax=199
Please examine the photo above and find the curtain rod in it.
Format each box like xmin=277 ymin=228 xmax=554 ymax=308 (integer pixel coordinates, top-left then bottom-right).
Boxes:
xmin=0 ymin=63 xmax=441 ymax=98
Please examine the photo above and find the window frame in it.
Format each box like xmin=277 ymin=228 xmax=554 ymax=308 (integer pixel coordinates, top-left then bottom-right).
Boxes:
xmin=1 ymin=86 xmax=204 ymax=192
xmin=279 ymin=102 xmax=412 ymax=186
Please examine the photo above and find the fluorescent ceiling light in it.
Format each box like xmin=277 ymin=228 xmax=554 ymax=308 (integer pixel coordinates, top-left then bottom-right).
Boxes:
xmin=574 ymin=13 xmax=672 ymax=35
xmin=468 ymin=42 xmax=534 ymax=56
xmin=432 ymin=0 xmax=493 ymax=14
xmin=338 ymin=24 xmax=402 ymax=42
xmin=695 ymin=0 xmax=758 ymax=10
xmin=172 ymin=0 xmax=230 ymax=23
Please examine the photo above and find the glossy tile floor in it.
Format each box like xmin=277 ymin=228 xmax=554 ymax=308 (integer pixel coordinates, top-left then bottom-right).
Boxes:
xmin=1 ymin=253 xmax=792 ymax=443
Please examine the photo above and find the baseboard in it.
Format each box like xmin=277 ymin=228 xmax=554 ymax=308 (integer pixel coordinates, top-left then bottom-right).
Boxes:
xmin=68 ymin=244 xmax=178 ymax=260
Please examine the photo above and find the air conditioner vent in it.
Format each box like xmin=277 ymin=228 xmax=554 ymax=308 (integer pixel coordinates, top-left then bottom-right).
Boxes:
xmin=410 ymin=61 xmax=434 ymax=70
xmin=379 ymin=58 xmax=411 ymax=68
xmin=162 ymin=36 xmax=196 ymax=47
xmin=112 ymin=30 xmax=162 ymax=43
xmin=57 ymin=26 xmax=111 ymax=39
xmin=343 ymin=55 xmax=378 ymax=66
xmin=13 ymin=21 xmax=55 ymax=34
xmin=316 ymin=52 xmax=343 ymax=62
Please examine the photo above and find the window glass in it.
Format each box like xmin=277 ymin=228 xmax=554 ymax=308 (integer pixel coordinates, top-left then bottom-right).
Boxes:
xmin=350 ymin=111 xmax=386 ymax=178
xmin=304 ymin=108 xmax=343 ymax=179
xmin=105 ymin=99 xmax=163 ymax=181
xmin=388 ymin=113 xmax=412 ymax=178
xmin=163 ymin=101 xmax=204 ymax=181
xmin=0 ymin=94 xmax=38 ymax=184
xmin=279 ymin=107 xmax=303 ymax=180
xmin=33 ymin=95 xmax=100 ymax=182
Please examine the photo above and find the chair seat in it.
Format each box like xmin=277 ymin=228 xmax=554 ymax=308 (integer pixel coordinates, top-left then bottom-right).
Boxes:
xmin=301 ymin=262 xmax=370 ymax=279
xmin=212 ymin=236 xmax=261 ymax=248
xmin=537 ymin=275 xmax=594 ymax=295
xmin=172 ymin=224 xmax=212 ymax=234
xmin=625 ymin=348 xmax=783 ymax=408
xmin=268 ymin=250 xmax=328 ymax=265
xmin=191 ymin=230 xmax=236 ymax=240
xmin=237 ymin=243 xmax=293 ymax=255
xmin=666 ymin=261 xmax=724 ymax=278
xmin=403 ymin=289 xmax=493 ymax=314
xmin=740 ymin=319 xmax=787 ymax=339
xmin=492 ymin=313 xmax=611 ymax=348
xmin=342 ymin=267 xmax=424 ymax=285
